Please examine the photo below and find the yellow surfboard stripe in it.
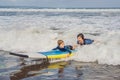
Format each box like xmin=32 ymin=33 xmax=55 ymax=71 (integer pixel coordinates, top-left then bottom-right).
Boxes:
xmin=47 ymin=53 xmax=74 ymax=59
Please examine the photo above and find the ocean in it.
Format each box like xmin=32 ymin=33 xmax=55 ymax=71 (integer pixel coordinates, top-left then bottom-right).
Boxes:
xmin=0 ymin=7 xmax=120 ymax=80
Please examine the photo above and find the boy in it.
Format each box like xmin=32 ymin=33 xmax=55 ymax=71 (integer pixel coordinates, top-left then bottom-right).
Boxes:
xmin=53 ymin=40 xmax=76 ymax=53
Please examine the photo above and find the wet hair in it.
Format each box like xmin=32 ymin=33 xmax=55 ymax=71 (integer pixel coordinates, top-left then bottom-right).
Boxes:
xmin=57 ymin=40 xmax=64 ymax=46
xmin=77 ymin=33 xmax=84 ymax=40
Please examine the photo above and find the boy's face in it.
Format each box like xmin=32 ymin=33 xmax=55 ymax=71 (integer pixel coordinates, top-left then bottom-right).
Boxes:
xmin=59 ymin=42 xmax=65 ymax=48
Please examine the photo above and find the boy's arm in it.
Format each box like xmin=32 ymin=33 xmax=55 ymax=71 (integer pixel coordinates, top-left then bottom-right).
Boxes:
xmin=64 ymin=48 xmax=71 ymax=54
xmin=52 ymin=46 xmax=58 ymax=50
xmin=67 ymin=49 xmax=72 ymax=54
xmin=66 ymin=45 xmax=77 ymax=50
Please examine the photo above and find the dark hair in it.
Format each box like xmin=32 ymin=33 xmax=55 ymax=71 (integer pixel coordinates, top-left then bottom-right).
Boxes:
xmin=77 ymin=33 xmax=84 ymax=40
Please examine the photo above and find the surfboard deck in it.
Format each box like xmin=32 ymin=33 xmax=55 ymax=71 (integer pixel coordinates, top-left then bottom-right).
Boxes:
xmin=10 ymin=50 xmax=77 ymax=59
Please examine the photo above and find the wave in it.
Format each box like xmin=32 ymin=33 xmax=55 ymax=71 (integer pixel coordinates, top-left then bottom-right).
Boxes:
xmin=0 ymin=9 xmax=120 ymax=65
xmin=0 ymin=8 xmax=120 ymax=12
xmin=73 ymin=31 xmax=120 ymax=65
xmin=0 ymin=26 xmax=119 ymax=65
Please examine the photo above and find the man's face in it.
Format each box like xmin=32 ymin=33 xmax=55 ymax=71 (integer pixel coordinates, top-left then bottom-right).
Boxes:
xmin=77 ymin=36 xmax=83 ymax=42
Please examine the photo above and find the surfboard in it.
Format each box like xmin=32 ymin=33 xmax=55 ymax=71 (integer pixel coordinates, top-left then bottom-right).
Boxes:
xmin=10 ymin=50 xmax=77 ymax=59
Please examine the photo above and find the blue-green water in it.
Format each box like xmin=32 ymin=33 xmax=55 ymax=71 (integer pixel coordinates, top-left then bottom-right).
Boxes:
xmin=0 ymin=6 xmax=120 ymax=80
xmin=0 ymin=51 xmax=120 ymax=80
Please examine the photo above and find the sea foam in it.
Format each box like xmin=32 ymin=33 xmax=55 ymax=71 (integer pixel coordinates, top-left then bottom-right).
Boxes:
xmin=0 ymin=8 xmax=120 ymax=65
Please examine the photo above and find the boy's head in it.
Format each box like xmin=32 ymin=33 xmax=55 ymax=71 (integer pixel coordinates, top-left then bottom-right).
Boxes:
xmin=57 ymin=40 xmax=64 ymax=48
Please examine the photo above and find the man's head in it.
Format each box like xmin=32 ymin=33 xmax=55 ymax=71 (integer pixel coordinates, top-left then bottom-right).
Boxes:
xmin=77 ymin=33 xmax=84 ymax=44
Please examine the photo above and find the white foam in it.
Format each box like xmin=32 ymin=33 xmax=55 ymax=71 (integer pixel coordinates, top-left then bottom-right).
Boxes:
xmin=74 ymin=31 xmax=120 ymax=65
xmin=0 ymin=9 xmax=120 ymax=65
xmin=0 ymin=28 xmax=57 ymax=52
xmin=0 ymin=8 xmax=120 ymax=12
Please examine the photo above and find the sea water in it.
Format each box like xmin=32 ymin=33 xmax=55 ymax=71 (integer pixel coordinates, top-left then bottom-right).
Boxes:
xmin=0 ymin=7 xmax=120 ymax=80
